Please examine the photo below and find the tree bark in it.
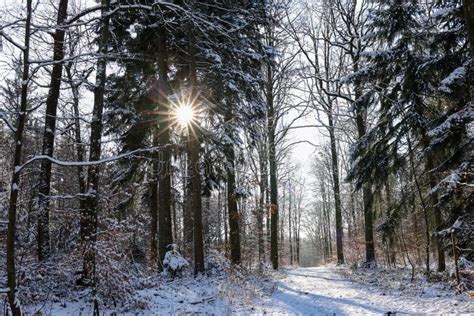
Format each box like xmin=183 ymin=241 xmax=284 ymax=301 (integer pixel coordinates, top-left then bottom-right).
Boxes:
xmin=183 ymin=150 xmax=194 ymax=256
xmin=426 ymin=154 xmax=446 ymax=272
xmin=258 ymin=146 xmax=265 ymax=265
xmin=352 ymin=55 xmax=375 ymax=265
xmin=6 ymin=0 xmax=32 ymax=313
xmin=80 ymin=0 xmax=110 ymax=285
xmin=64 ymin=63 xmax=87 ymax=242
xmin=156 ymin=25 xmax=173 ymax=268
xmin=189 ymin=32 xmax=204 ymax=274
xmin=36 ymin=0 xmax=69 ymax=261
xmin=150 ymin=130 xmax=159 ymax=266
xmin=268 ymin=120 xmax=278 ymax=269
xmin=328 ymin=112 xmax=344 ymax=264
xmin=288 ymin=182 xmax=293 ymax=265
xmin=224 ymin=107 xmax=242 ymax=265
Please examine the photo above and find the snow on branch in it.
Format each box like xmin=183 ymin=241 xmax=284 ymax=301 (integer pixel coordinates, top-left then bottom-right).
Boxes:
xmin=16 ymin=146 xmax=164 ymax=174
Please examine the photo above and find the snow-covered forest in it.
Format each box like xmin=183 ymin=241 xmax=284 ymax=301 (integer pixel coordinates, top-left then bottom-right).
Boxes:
xmin=0 ymin=0 xmax=473 ymax=314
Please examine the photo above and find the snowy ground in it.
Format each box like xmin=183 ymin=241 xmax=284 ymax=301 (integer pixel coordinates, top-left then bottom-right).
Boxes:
xmin=251 ymin=266 xmax=473 ymax=315
xmin=16 ymin=265 xmax=474 ymax=315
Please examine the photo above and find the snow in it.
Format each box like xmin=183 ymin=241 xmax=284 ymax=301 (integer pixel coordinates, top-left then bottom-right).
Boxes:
xmin=16 ymin=265 xmax=472 ymax=315
xmin=432 ymin=5 xmax=458 ymax=19
xmin=439 ymin=66 xmax=466 ymax=94
xmin=248 ymin=266 xmax=473 ymax=315
xmin=162 ymin=244 xmax=189 ymax=276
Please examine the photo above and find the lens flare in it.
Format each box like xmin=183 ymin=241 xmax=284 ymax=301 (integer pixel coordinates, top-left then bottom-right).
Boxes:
xmin=175 ymin=104 xmax=194 ymax=127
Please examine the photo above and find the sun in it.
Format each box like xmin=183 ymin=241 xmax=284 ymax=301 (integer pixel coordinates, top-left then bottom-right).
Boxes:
xmin=175 ymin=104 xmax=194 ymax=128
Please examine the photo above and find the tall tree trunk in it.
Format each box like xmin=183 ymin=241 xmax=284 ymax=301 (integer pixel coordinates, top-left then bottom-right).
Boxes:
xmin=6 ymin=0 xmax=32 ymax=313
xmin=258 ymin=147 xmax=265 ymax=265
xmin=353 ymin=66 xmax=375 ymax=265
xmin=224 ymin=185 xmax=228 ymax=256
xmin=156 ymin=25 xmax=173 ymax=267
xmin=384 ymin=182 xmax=396 ymax=267
xmin=268 ymin=123 xmax=278 ymax=269
xmin=183 ymin=150 xmax=193 ymax=256
xmin=224 ymin=107 xmax=242 ymax=265
xmin=426 ymin=154 xmax=446 ymax=272
xmin=327 ymin=112 xmax=344 ymax=264
xmin=320 ymin=179 xmax=330 ymax=259
xmin=149 ymin=131 xmax=159 ymax=266
xmin=296 ymin=214 xmax=301 ymax=264
xmin=407 ymin=136 xmax=431 ymax=274
xmin=189 ymin=133 xmax=204 ymax=273
xmin=217 ymin=189 xmax=222 ymax=246
xmin=288 ymin=183 xmax=293 ymax=265
xmin=80 ymin=0 xmax=110 ymax=285
xmin=265 ymin=146 xmax=271 ymax=260
xmin=36 ymin=0 xmax=69 ymax=261
xmin=64 ymin=63 xmax=87 ymax=242
xmin=189 ymin=32 xmax=204 ymax=273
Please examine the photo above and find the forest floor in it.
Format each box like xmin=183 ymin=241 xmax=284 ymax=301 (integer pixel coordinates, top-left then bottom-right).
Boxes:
xmin=248 ymin=266 xmax=473 ymax=315
xmin=14 ymin=264 xmax=474 ymax=315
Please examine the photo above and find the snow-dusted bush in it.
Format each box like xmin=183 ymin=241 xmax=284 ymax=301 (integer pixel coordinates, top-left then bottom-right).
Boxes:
xmin=94 ymin=217 xmax=149 ymax=311
xmin=162 ymin=244 xmax=189 ymax=277
xmin=205 ymin=249 xmax=231 ymax=276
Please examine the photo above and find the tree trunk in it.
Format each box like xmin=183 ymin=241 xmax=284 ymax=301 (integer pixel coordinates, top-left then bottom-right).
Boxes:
xmin=6 ymin=0 xmax=32 ymax=313
xmin=224 ymin=107 xmax=242 ymax=265
xmin=156 ymin=25 xmax=173 ymax=268
xmin=80 ymin=0 xmax=110 ymax=285
xmin=217 ymin=189 xmax=222 ymax=246
xmin=149 ymin=131 xmax=159 ymax=266
xmin=183 ymin=150 xmax=194 ymax=256
xmin=426 ymin=154 xmax=446 ymax=272
xmin=288 ymin=183 xmax=293 ymax=265
xmin=224 ymin=184 xmax=228 ymax=256
xmin=64 ymin=63 xmax=87 ymax=242
xmin=189 ymin=32 xmax=204 ymax=274
xmin=352 ymin=52 xmax=376 ymax=265
xmin=258 ymin=147 xmax=265 ymax=265
xmin=407 ymin=136 xmax=431 ymax=274
xmin=385 ymin=182 xmax=396 ymax=267
xmin=268 ymin=126 xmax=278 ymax=269
xmin=327 ymin=112 xmax=344 ymax=264
xmin=36 ymin=0 xmax=69 ymax=261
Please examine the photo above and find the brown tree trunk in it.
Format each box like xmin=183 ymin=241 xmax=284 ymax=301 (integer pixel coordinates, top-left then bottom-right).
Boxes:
xmin=36 ymin=0 xmax=69 ymax=261
xmin=156 ymin=25 xmax=173 ymax=268
xmin=183 ymin=150 xmax=193 ymax=256
xmin=80 ymin=0 xmax=110 ymax=285
xmin=258 ymin=147 xmax=265 ymax=265
xmin=224 ymin=107 xmax=242 ymax=265
xmin=328 ymin=112 xmax=344 ymax=264
xmin=6 ymin=0 xmax=32 ymax=313
xmin=268 ymin=116 xmax=279 ymax=269
xmin=149 ymin=131 xmax=159 ymax=266
xmin=189 ymin=32 xmax=204 ymax=273
xmin=64 ymin=63 xmax=87 ymax=242
xmin=288 ymin=183 xmax=293 ymax=265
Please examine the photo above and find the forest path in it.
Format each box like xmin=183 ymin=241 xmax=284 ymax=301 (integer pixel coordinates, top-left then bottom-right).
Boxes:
xmin=255 ymin=266 xmax=472 ymax=315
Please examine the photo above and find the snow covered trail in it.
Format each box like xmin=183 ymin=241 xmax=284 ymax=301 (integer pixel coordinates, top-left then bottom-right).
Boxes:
xmin=253 ymin=266 xmax=473 ymax=315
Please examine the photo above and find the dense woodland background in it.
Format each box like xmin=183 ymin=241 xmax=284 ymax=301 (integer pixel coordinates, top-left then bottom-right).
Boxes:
xmin=0 ymin=0 xmax=473 ymax=314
